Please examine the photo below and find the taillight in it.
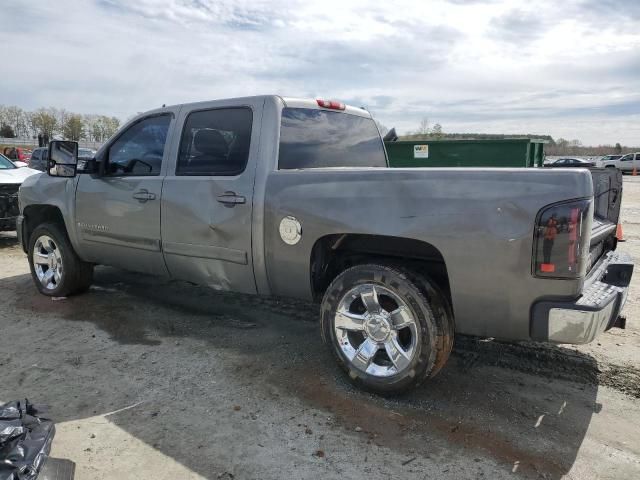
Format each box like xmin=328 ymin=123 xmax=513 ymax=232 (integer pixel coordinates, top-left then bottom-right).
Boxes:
xmin=316 ymin=99 xmax=346 ymax=110
xmin=533 ymin=199 xmax=592 ymax=278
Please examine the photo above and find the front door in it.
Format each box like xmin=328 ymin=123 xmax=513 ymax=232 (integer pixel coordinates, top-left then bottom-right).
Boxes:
xmin=161 ymin=100 xmax=262 ymax=293
xmin=75 ymin=113 xmax=175 ymax=275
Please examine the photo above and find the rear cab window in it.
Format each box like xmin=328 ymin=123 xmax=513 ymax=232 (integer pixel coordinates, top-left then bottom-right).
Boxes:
xmin=278 ymin=108 xmax=387 ymax=169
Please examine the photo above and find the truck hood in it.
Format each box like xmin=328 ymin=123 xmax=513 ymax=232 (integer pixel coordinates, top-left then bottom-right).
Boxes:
xmin=0 ymin=167 xmax=41 ymax=185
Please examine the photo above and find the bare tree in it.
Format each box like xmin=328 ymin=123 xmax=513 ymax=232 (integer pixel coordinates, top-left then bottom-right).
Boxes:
xmin=55 ymin=108 xmax=69 ymax=134
xmin=0 ymin=106 xmax=8 ymax=129
xmin=416 ymin=117 xmax=430 ymax=135
xmin=5 ymin=106 xmax=26 ymax=138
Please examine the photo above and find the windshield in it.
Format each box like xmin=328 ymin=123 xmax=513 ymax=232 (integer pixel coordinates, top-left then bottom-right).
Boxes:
xmin=278 ymin=108 xmax=387 ymax=169
xmin=0 ymin=154 xmax=17 ymax=169
xmin=79 ymin=148 xmax=95 ymax=156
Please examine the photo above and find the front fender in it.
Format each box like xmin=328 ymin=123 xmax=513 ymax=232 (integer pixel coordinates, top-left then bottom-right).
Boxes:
xmin=19 ymin=174 xmax=80 ymax=250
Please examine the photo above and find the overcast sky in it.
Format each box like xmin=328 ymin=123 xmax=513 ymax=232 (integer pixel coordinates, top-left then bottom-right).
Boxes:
xmin=4 ymin=0 xmax=639 ymax=145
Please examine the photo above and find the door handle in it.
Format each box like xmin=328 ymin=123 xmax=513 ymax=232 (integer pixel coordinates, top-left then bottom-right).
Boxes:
xmin=132 ymin=189 xmax=156 ymax=203
xmin=217 ymin=192 xmax=246 ymax=206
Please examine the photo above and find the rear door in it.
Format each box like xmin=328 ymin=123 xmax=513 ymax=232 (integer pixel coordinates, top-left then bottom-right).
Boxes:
xmin=74 ymin=112 xmax=176 ymax=275
xmin=161 ymin=99 xmax=263 ymax=293
xmin=618 ymin=153 xmax=634 ymax=172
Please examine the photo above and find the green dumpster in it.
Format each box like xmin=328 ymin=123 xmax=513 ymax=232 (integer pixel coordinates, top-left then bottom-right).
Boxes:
xmin=385 ymin=138 xmax=547 ymax=168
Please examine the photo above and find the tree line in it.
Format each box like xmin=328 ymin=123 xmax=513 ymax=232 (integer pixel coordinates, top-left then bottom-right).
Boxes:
xmin=401 ymin=117 xmax=637 ymax=156
xmin=0 ymin=105 xmax=120 ymax=143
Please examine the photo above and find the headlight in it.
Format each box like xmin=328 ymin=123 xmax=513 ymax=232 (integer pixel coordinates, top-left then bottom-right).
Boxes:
xmin=533 ymin=199 xmax=592 ymax=278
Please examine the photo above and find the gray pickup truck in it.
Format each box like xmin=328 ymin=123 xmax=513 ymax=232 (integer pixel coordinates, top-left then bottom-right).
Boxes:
xmin=17 ymin=95 xmax=633 ymax=394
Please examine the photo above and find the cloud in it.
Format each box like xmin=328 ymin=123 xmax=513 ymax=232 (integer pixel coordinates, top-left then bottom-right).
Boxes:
xmin=1 ymin=0 xmax=639 ymax=145
xmin=489 ymin=9 xmax=548 ymax=44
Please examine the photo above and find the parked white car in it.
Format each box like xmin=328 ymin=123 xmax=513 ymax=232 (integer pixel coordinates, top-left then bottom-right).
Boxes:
xmin=1 ymin=154 xmax=40 ymax=231
xmin=601 ymin=152 xmax=640 ymax=173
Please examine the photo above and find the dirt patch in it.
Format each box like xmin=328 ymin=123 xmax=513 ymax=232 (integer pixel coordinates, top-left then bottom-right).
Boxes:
xmin=453 ymin=336 xmax=640 ymax=398
xmin=293 ymin=369 xmax=567 ymax=478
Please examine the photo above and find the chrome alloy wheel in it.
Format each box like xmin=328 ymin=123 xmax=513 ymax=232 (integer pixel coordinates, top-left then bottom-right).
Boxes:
xmin=32 ymin=235 xmax=64 ymax=291
xmin=334 ymin=283 xmax=418 ymax=377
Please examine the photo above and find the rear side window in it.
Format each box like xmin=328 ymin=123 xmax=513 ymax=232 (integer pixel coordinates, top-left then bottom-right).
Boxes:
xmin=32 ymin=150 xmax=41 ymax=161
xmin=278 ymin=108 xmax=387 ymax=169
xmin=176 ymin=108 xmax=253 ymax=176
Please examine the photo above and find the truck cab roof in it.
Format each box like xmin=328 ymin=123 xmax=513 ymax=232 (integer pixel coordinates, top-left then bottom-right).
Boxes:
xmin=149 ymin=95 xmax=372 ymax=119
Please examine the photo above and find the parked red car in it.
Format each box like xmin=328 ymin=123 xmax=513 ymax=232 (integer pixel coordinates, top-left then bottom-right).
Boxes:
xmin=2 ymin=147 xmax=32 ymax=164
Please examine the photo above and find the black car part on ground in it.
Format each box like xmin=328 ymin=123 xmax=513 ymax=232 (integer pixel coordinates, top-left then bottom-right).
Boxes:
xmin=0 ymin=399 xmax=55 ymax=480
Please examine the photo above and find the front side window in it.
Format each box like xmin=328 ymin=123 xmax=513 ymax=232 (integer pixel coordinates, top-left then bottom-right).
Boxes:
xmin=106 ymin=115 xmax=171 ymax=176
xmin=176 ymin=108 xmax=252 ymax=176
xmin=278 ymin=108 xmax=387 ymax=169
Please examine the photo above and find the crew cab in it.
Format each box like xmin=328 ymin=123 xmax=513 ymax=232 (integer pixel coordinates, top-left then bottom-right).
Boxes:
xmin=602 ymin=152 xmax=640 ymax=173
xmin=17 ymin=96 xmax=633 ymax=394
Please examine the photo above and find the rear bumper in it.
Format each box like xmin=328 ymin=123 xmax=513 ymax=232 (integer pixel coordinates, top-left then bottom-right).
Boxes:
xmin=531 ymin=251 xmax=633 ymax=344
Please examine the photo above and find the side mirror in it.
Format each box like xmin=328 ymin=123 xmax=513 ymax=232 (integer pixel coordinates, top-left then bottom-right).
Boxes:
xmin=48 ymin=141 xmax=78 ymax=177
xmin=77 ymin=158 xmax=99 ymax=174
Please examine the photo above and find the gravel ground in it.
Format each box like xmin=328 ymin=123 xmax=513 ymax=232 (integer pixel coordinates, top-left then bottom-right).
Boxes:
xmin=1 ymin=178 xmax=640 ymax=479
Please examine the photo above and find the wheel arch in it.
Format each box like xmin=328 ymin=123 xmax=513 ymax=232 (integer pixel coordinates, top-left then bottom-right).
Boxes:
xmin=310 ymin=233 xmax=452 ymax=310
xmin=22 ymin=204 xmax=68 ymax=252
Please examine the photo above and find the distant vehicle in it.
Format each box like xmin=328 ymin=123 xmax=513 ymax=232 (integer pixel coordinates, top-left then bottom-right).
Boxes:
xmin=28 ymin=147 xmax=49 ymax=172
xmin=2 ymin=147 xmax=31 ymax=163
xmin=601 ymin=152 xmax=640 ymax=173
xmin=600 ymin=154 xmax=622 ymax=162
xmin=545 ymin=157 xmax=595 ymax=168
xmin=0 ymin=154 xmax=39 ymax=231
xmin=29 ymin=147 xmax=96 ymax=171
xmin=78 ymin=148 xmax=96 ymax=159
xmin=77 ymin=148 xmax=97 ymax=171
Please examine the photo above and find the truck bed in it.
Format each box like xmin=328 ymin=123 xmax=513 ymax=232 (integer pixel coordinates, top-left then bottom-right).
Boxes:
xmin=588 ymin=167 xmax=623 ymax=272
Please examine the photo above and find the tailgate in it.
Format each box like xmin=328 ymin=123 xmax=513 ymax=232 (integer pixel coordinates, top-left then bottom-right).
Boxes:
xmin=587 ymin=167 xmax=623 ymax=271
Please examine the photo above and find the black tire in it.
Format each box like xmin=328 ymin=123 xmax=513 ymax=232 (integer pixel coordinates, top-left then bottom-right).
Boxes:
xmin=320 ymin=264 xmax=453 ymax=395
xmin=408 ymin=271 xmax=455 ymax=378
xmin=27 ymin=222 xmax=93 ymax=297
